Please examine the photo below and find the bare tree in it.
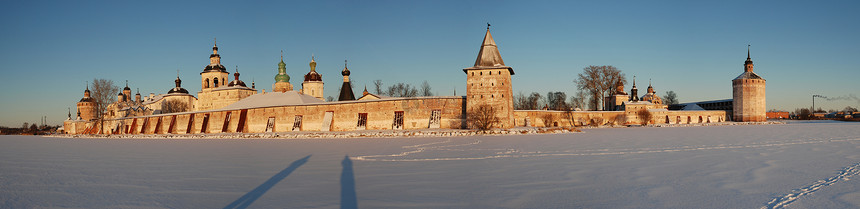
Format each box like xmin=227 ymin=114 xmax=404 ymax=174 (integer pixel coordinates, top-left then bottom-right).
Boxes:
xmin=91 ymin=78 xmax=119 ymax=134
xmin=467 ymin=104 xmax=500 ymax=130
xmin=843 ymin=106 xmax=858 ymax=112
xmin=420 ymin=80 xmax=433 ymax=96
xmin=514 ymin=92 xmax=528 ymax=110
xmin=547 ymin=92 xmax=569 ymax=110
xmin=570 ymin=90 xmax=587 ymax=110
xmin=386 ymin=83 xmax=418 ymax=97
xmin=574 ymin=65 xmax=626 ymax=110
xmin=663 ymin=91 xmax=679 ymax=105
xmin=161 ymin=99 xmax=189 ymax=114
xmin=373 ymin=79 xmax=383 ymax=95
xmin=637 ymin=109 xmax=652 ymax=125
xmin=526 ymin=92 xmax=542 ymax=110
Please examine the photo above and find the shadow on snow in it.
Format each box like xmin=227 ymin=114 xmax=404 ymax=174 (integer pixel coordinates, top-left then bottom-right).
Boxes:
xmin=224 ymin=155 xmax=311 ymax=209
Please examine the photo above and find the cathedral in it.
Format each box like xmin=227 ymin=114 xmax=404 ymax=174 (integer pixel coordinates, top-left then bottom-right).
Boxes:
xmin=64 ymin=26 xmax=765 ymax=135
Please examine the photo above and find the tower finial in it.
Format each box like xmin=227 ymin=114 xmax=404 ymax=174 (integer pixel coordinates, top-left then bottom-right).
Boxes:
xmin=747 ymin=44 xmax=751 ymax=59
xmin=214 ymin=37 xmax=217 ymax=46
xmin=177 ymin=69 xmax=180 ymax=78
xmin=86 ymin=81 xmax=89 ymax=90
xmin=280 ymin=50 xmax=284 ymax=61
xmin=649 ymin=78 xmax=651 ymax=87
xmin=632 ymin=75 xmax=636 ymax=87
xmin=345 ymin=59 xmax=348 ymax=68
xmin=125 ymin=80 xmax=128 ymax=88
xmin=487 ymin=22 xmax=491 ymax=30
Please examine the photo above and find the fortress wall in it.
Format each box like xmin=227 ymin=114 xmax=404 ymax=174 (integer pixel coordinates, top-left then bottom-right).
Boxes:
xmin=514 ymin=110 xmax=730 ymax=127
xmin=93 ymin=97 xmax=466 ymax=135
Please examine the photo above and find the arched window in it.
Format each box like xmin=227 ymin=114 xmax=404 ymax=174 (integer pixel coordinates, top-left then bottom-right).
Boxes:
xmin=214 ymin=78 xmax=219 ymax=87
xmin=489 ymin=71 xmax=492 ymax=75
xmin=222 ymin=78 xmax=225 ymax=85
xmin=205 ymin=78 xmax=210 ymax=88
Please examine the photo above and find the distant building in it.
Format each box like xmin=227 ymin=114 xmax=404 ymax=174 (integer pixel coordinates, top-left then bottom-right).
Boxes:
xmin=766 ymin=111 xmax=789 ymax=119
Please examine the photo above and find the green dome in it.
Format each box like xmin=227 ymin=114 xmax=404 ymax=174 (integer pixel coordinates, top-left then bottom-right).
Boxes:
xmin=275 ymin=59 xmax=290 ymax=83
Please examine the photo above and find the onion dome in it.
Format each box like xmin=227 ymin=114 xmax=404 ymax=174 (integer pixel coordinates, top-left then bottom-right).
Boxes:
xmin=342 ymin=60 xmax=350 ymax=76
xmin=79 ymin=84 xmax=95 ymax=102
xmin=168 ymin=75 xmax=189 ymax=94
xmin=123 ymin=80 xmax=131 ymax=91
xmin=228 ymin=67 xmax=247 ymax=87
xmin=274 ymin=52 xmax=291 ymax=83
xmin=614 ymin=80 xmax=627 ymax=95
xmin=203 ymin=39 xmax=227 ymax=73
xmin=304 ymin=56 xmax=322 ymax=81
xmin=641 ymin=79 xmax=662 ymax=104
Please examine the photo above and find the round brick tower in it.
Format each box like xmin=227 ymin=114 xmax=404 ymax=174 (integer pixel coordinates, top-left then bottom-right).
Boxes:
xmin=76 ymin=83 xmax=97 ymax=121
xmin=732 ymin=45 xmax=766 ymax=122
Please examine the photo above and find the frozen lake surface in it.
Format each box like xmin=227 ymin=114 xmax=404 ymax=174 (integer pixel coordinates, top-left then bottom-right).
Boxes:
xmin=2 ymin=121 xmax=859 ymax=208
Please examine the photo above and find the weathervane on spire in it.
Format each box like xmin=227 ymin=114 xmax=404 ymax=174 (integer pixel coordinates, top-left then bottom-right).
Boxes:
xmin=487 ymin=22 xmax=491 ymax=30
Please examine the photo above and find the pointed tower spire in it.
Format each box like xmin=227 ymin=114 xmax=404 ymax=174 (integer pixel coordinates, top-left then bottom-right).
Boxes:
xmin=472 ymin=25 xmax=508 ymax=70
xmin=747 ymin=44 xmax=751 ymax=60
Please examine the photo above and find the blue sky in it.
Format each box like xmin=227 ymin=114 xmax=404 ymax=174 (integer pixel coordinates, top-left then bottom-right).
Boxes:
xmin=1 ymin=0 xmax=858 ymax=126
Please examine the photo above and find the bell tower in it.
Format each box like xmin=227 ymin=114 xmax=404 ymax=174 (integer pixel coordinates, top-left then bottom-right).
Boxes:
xmin=464 ymin=24 xmax=515 ymax=128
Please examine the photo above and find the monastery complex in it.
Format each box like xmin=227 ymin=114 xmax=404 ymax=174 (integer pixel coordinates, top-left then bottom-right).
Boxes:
xmin=64 ymin=27 xmax=766 ymax=135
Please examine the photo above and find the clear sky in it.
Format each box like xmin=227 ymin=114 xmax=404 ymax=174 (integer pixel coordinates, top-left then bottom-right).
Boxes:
xmin=1 ymin=0 xmax=858 ymax=127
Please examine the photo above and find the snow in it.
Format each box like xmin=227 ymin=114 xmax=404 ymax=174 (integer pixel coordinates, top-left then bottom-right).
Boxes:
xmin=221 ymin=91 xmax=324 ymax=110
xmin=2 ymin=121 xmax=859 ymax=208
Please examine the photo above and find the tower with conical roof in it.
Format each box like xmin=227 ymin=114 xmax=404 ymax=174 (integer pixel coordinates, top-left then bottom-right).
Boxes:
xmin=302 ymin=55 xmax=324 ymax=100
xmin=732 ymin=45 xmax=766 ymax=122
xmin=273 ymin=51 xmax=294 ymax=92
xmin=463 ymin=24 xmax=515 ymax=128
xmin=338 ymin=60 xmax=355 ymax=101
xmin=76 ymin=82 xmax=96 ymax=121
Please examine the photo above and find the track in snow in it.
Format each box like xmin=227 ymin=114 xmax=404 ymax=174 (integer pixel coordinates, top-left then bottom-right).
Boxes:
xmin=761 ymin=162 xmax=860 ymax=209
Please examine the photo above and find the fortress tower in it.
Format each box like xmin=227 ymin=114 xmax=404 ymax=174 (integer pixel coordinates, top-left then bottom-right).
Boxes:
xmin=732 ymin=46 xmax=766 ymax=122
xmin=76 ymin=83 xmax=97 ymax=121
xmin=273 ymin=52 xmax=294 ymax=92
xmin=464 ymin=25 xmax=515 ymax=128
xmin=302 ymin=56 xmax=324 ymax=100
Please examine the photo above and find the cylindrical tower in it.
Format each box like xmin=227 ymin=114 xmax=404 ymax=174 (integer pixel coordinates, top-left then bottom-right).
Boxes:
xmin=76 ymin=85 xmax=97 ymax=121
xmin=732 ymin=46 xmax=766 ymax=122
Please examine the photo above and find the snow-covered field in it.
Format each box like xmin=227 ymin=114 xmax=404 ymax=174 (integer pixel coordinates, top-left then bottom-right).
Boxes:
xmin=1 ymin=121 xmax=859 ymax=208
